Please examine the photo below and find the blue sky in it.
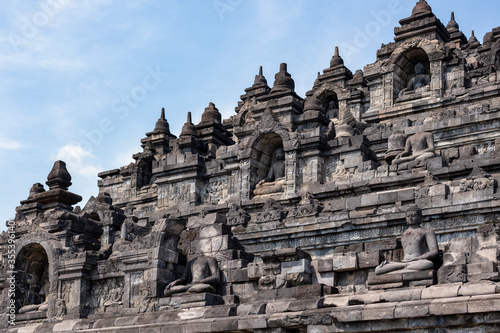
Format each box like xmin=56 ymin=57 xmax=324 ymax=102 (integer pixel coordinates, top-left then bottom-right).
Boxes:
xmin=0 ymin=0 xmax=497 ymax=230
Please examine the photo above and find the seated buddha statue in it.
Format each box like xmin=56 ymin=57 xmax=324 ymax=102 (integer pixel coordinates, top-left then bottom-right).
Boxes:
xmin=399 ymin=62 xmax=431 ymax=97
xmin=375 ymin=204 xmax=439 ymax=275
xmin=392 ymin=131 xmax=435 ymax=166
xmin=253 ymin=148 xmax=286 ymax=196
xmin=164 ymin=255 xmax=220 ymax=296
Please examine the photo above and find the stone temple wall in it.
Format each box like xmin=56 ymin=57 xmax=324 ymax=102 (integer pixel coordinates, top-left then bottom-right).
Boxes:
xmin=2 ymin=1 xmax=500 ymax=332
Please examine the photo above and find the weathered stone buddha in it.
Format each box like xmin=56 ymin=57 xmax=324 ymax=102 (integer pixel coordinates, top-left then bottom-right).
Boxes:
xmin=164 ymin=255 xmax=220 ymax=296
xmin=253 ymin=148 xmax=286 ymax=196
xmin=399 ymin=62 xmax=431 ymax=97
xmin=392 ymin=131 xmax=435 ymax=166
xmin=375 ymin=204 xmax=439 ymax=275
xmin=18 ymin=281 xmax=49 ymax=314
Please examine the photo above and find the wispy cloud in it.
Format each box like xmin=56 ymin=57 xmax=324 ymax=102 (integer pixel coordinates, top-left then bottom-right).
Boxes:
xmin=0 ymin=138 xmax=25 ymax=150
xmin=54 ymin=143 xmax=101 ymax=180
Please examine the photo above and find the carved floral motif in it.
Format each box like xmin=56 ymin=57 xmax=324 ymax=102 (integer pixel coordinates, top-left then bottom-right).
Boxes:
xmin=255 ymin=198 xmax=287 ymax=223
xmin=460 ymin=166 xmax=496 ymax=192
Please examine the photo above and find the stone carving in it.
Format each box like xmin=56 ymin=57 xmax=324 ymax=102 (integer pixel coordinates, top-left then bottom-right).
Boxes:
xmin=255 ymin=198 xmax=287 ymax=223
xmin=226 ymin=203 xmax=250 ymax=226
xmin=90 ymin=278 xmax=124 ymax=312
xmin=292 ymin=192 xmax=323 ymax=218
xmin=18 ymin=280 xmax=49 ymax=314
xmin=375 ymin=205 xmax=439 ymax=275
xmin=476 ymin=141 xmax=495 ymax=155
xmin=111 ymin=219 xmax=132 ymax=254
xmin=392 ymin=131 xmax=436 ymax=166
xmin=398 ymin=62 xmax=430 ymax=97
xmin=329 ymin=160 xmax=350 ymax=181
xmin=254 ymin=147 xmax=286 ymax=196
xmin=206 ymin=177 xmax=229 ymax=202
xmin=137 ymin=285 xmax=158 ymax=313
xmin=28 ymin=183 xmax=45 ymax=199
xmin=48 ymin=299 xmax=66 ymax=322
xmin=159 ymin=182 xmax=192 ymax=208
xmin=460 ymin=166 xmax=496 ymax=192
xmin=416 ymin=171 xmax=442 ymax=198
xmin=258 ymin=259 xmax=285 ymax=290
xmin=458 ymin=103 xmax=491 ymax=116
xmin=385 ymin=129 xmax=407 ymax=164
xmin=340 ymin=108 xmax=370 ymax=136
xmin=164 ymin=255 xmax=220 ymax=296
xmin=254 ymin=108 xmax=300 ymax=152
xmin=103 ymin=279 xmax=124 ymax=307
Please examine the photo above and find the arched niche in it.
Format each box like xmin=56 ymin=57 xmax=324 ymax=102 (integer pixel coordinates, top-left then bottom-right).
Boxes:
xmin=249 ymin=132 xmax=284 ymax=192
xmin=15 ymin=243 xmax=50 ymax=313
xmin=495 ymin=50 xmax=500 ymax=71
xmin=394 ymin=48 xmax=430 ymax=98
xmin=318 ymin=90 xmax=339 ymax=120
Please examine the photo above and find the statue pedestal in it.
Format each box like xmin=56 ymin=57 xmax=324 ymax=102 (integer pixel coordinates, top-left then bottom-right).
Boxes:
xmin=160 ymin=292 xmax=224 ymax=309
xmin=15 ymin=310 xmax=47 ymax=322
xmin=253 ymin=181 xmax=286 ymax=197
xmin=367 ymin=269 xmax=436 ymax=290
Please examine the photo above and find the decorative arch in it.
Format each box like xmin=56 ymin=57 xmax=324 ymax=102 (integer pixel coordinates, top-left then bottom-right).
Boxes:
xmin=237 ymin=109 xmax=300 ymax=198
xmin=393 ymin=47 xmax=430 ymax=97
xmin=16 ymin=231 xmax=63 ymax=304
xmin=240 ymin=109 xmax=299 ymax=160
xmin=313 ymin=83 xmax=350 ymax=121
xmin=250 ymin=132 xmax=284 ymax=187
xmin=15 ymin=244 xmax=49 ymax=312
xmin=384 ymin=37 xmax=446 ymax=69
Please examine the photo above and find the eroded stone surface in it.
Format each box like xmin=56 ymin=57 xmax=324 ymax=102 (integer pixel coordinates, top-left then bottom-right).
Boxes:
xmin=3 ymin=2 xmax=500 ymax=332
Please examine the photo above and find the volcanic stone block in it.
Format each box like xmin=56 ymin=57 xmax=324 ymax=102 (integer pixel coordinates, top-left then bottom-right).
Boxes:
xmin=443 ymin=236 xmax=472 ymax=265
xmin=364 ymin=239 xmax=400 ymax=252
xmin=367 ymin=272 xmax=403 ymax=285
xmin=238 ymin=316 xmax=268 ymax=330
xmin=281 ymin=259 xmax=311 ymax=275
xmin=394 ymin=300 xmax=431 ymax=319
xmin=237 ymin=302 xmax=267 ymax=316
xmin=331 ymin=252 xmax=358 ymax=272
xmin=287 ymin=297 xmax=324 ymax=312
xmin=198 ymin=224 xmax=231 ymax=239
xmin=468 ymin=295 xmax=500 ymax=313
xmin=204 ymin=305 xmax=237 ymax=318
xmin=187 ymin=213 xmax=226 ymax=228
xmin=358 ymin=251 xmax=381 ymax=269
xmin=331 ymin=305 xmax=364 ymax=322
xmin=211 ymin=319 xmax=238 ymax=332
xmin=317 ymin=259 xmax=333 ymax=273
xmin=247 ymin=263 xmax=263 ymax=280
xmin=362 ymin=303 xmax=396 ymax=320
xmin=323 ymin=295 xmax=349 ymax=307
xmin=380 ymin=288 xmax=423 ymax=302
xmin=429 ymin=296 xmax=469 ymax=315
xmin=458 ymin=282 xmax=497 ymax=296
xmin=266 ymin=300 xmax=292 ymax=314
xmin=438 ymin=264 xmax=466 ymax=284
xmin=180 ymin=293 xmax=223 ymax=308
xmin=421 ymin=284 xmax=460 ymax=299
xmin=467 ymin=261 xmax=498 ymax=274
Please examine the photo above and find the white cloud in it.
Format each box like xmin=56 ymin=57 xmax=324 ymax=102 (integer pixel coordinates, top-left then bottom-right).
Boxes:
xmin=54 ymin=143 xmax=101 ymax=179
xmin=0 ymin=138 xmax=24 ymax=150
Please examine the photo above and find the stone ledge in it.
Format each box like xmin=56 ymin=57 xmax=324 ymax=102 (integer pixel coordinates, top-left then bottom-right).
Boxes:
xmin=7 ymin=293 xmax=500 ymax=333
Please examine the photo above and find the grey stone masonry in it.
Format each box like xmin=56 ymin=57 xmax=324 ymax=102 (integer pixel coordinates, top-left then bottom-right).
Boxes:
xmin=3 ymin=0 xmax=500 ymax=332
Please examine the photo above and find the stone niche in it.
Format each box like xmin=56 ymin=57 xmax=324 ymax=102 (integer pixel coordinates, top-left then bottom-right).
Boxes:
xmin=250 ymin=132 xmax=284 ymax=194
xmin=394 ymin=47 xmax=431 ymax=100
xmin=15 ymin=244 xmax=50 ymax=317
